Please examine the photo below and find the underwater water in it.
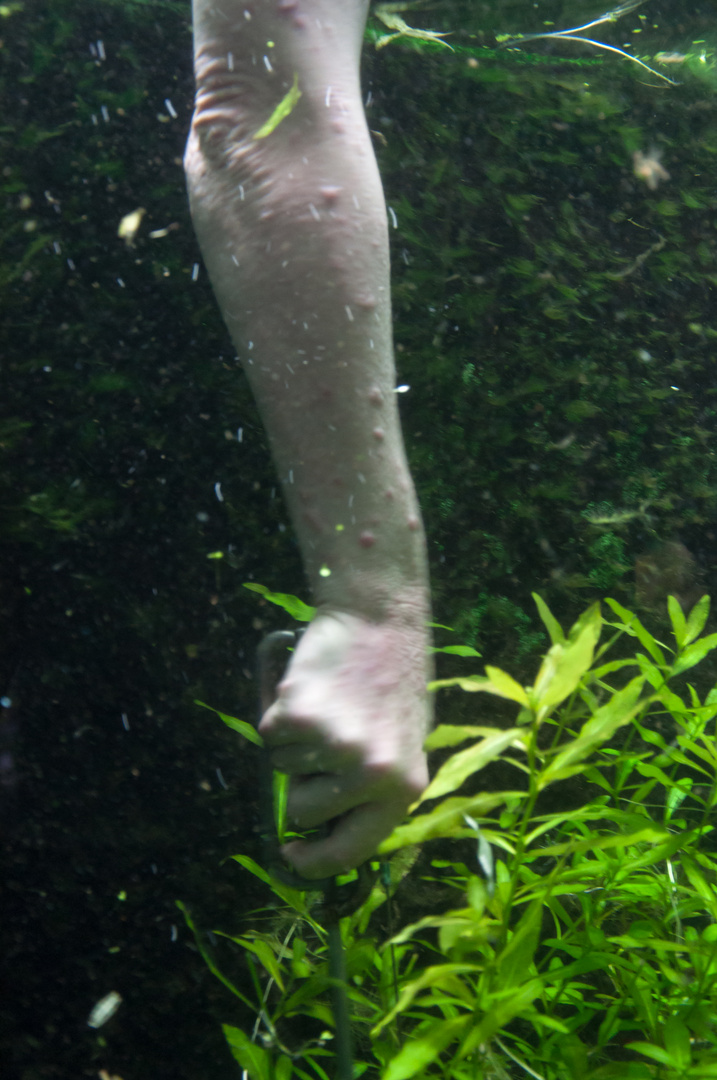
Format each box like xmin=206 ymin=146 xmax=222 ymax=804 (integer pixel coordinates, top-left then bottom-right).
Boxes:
xmin=2 ymin=0 xmax=717 ymax=1077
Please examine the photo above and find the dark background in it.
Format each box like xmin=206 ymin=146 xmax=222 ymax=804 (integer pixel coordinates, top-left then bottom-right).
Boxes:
xmin=2 ymin=1 xmax=717 ymax=1076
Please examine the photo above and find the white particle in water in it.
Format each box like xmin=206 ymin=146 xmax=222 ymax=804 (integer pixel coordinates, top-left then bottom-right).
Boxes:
xmin=214 ymin=482 xmax=224 ymax=502
xmin=388 ymin=206 xmax=398 ymax=229
xmin=88 ymin=992 xmax=122 ymax=1029
xmin=101 ymin=105 xmax=110 ymax=123
xmin=191 ymin=262 xmax=200 ymax=281
xmin=237 ymin=427 xmax=243 ymax=442
xmin=165 ymin=98 xmax=177 ymax=119
xmin=121 ymin=713 xmax=130 ymax=730
xmin=227 ymin=51 xmax=234 ymax=70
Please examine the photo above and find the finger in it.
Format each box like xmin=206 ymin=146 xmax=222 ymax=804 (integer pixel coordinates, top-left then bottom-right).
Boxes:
xmin=280 ymin=799 xmax=407 ymax=879
xmin=258 ymin=699 xmax=319 ymax=746
xmin=284 ymin=770 xmax=365 ymax=829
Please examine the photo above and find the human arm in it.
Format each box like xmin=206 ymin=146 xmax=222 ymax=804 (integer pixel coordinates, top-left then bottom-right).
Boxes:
xmin=185 ymin=0 xmax=432 ymax=878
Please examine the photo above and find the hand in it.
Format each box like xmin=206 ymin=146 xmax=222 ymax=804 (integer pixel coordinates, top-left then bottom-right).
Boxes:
xmin=258 ymin=609 xmax=432 ymax=880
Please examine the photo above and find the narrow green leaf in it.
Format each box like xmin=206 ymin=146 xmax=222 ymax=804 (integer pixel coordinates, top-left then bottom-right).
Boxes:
xmin=539 ymin=676 xmax=645 ymax=788
xmin=531 ymin=602 xmax=601 ymax=717
xmin=532 ymin=592 xmax=565 ymax=645
xmin=372 ymin=965 xmax=478 ymax=1034
xmin=459 ymin=978 xmax=542 ymax=1053
xmin=223 ymin=1025 xmax=271 ymax=1080
xmin=625 ymin=1042 xmax=675 ymax=1068
xmin=379 ymin=791 xmax=524 ymax=852
xmin=253 ymin=73 xmax=302 ymax=139
xmin=425 ymin=724 xmax=508 ymax=750
xmin=484 ymin=665 xmax=530 ymax=705
xmin=685 ymin=594 xmax=710 ymax=645
xmin=498 ymin=898 xmax=542 ymax=987
xmin=242 ymin=582 xmax=316 ymax=621
xmin=672 ymin=632 xmax=717 ymax=676
xmin=534 ymin=825 xmax=668 ymax=860
xmin=664 ymin=1016 xmax=692 ymax=1069
xmin=225 ymin=934 xmax=286 ymax=991
xmin=428 ymin=675 xmax=493 ymax=693
xmin=176 ymin=902 xmax=255 ymax=1008
xmin=668 ymin=595 xmax=687 ymax=650
xmin=430 ymin=644 xmax=482 ymax=657
xmin=418 ymin=728 xmax=525 ymax=803
xmin=605 ymin=598 xmax=667 ymax=667
xmin=383 ymin=1014 xmax=470 ymax=1080
xmin=196 ymin=700 xmax=264 ymax=747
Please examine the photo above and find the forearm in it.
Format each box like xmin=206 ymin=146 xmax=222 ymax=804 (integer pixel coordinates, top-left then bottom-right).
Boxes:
xmin=185 ymin=0 xmax=429 ymax=622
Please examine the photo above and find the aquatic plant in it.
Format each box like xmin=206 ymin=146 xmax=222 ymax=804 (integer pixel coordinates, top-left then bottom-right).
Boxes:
xmin=186 ymin=590 xmax=717 ymax=1080
xmin=497 ymin=0 xmax=680 ymax=87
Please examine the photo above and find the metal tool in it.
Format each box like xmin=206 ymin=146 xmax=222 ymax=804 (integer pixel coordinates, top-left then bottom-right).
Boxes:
xmin=257 ymin=630 xmax=376 ymax=1080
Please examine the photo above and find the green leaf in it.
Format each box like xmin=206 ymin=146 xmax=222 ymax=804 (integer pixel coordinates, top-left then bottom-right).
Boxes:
xmin=498 ymin=898 xmax=542 ymax=988
xmin=430 ymin=644 xmax=482 ymax=657
xmin=176 ymin=902 xmax=255 ymax=1008
xmin=484 ymin=666 xmax=531 ymax=706
xmin=417 ymin=728 xmax=526 ymax=803
xmin=425 ymin=724 xmax=509 ymax=750
xmin=668 ymin=595 xmax=687 ymax=650
xmin=428 ymin=675 xmax=493 ymax=693
xmin=530 ymin=602 xmax=601 ymax=717
xmin=459 ymin=978 xmax=543 ymax=1053
xmin=663 ymin=1015 xmax=692 ymax=1069
xmin=605 ymin=599 xmax=667 ymax=667
xmin=372 ymin=965 xmax=478 ymax=1034
xmin=534 ymin=825 xmax=668 ymax=860
xmin=684 ymin=594 xmax=710 ymax=645
xmin=539 ymin=676 xmax=645 ymax=788
xmin=625 ymin=1042 xmax=675 ymax=1068
xmin=195 ymin=700 xmax=264 ymax=747
xmin=219 ymin=932 xmax=286 ymax=991
xmin=230 ymin=856 xmax=317 ymax=920
xmin=672 ymin=632 xmax=717 ymax=676
xmin=532 ymin=592 xmax=565 ymax=645
xmin=253 ymin=72 xmax=302 ymax=139
xmin=378 ymin=791 xmax=524 ymax=852
xmin=383 ymin=1014 xmax=470 ymax=1080
xmin=222 ymin=1025 xmax=271 ymax=1080
xmin=242 ymin=582 xmax=316 ymax=622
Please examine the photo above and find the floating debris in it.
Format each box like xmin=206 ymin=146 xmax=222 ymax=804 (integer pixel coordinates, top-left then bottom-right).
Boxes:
xmin=87 ymin=991 xmax=122 ymax=1029
xmin=633 ymin=149 xmax=670 ymax=191
xmin=117 ymin=208 xmax=146 ymax=247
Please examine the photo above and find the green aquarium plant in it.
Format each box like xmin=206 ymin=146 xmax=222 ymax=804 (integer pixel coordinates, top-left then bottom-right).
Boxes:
xmin=186 ymin=590 xmax=717 ymax=1079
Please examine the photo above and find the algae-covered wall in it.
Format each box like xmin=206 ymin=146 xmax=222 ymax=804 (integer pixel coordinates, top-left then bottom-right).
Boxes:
xmin=1 ymin=1 xmax=716 ymax=1076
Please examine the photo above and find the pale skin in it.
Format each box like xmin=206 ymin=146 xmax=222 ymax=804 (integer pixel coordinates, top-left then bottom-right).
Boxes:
xmin=186 ymin=0 xmax=432 ymax=879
